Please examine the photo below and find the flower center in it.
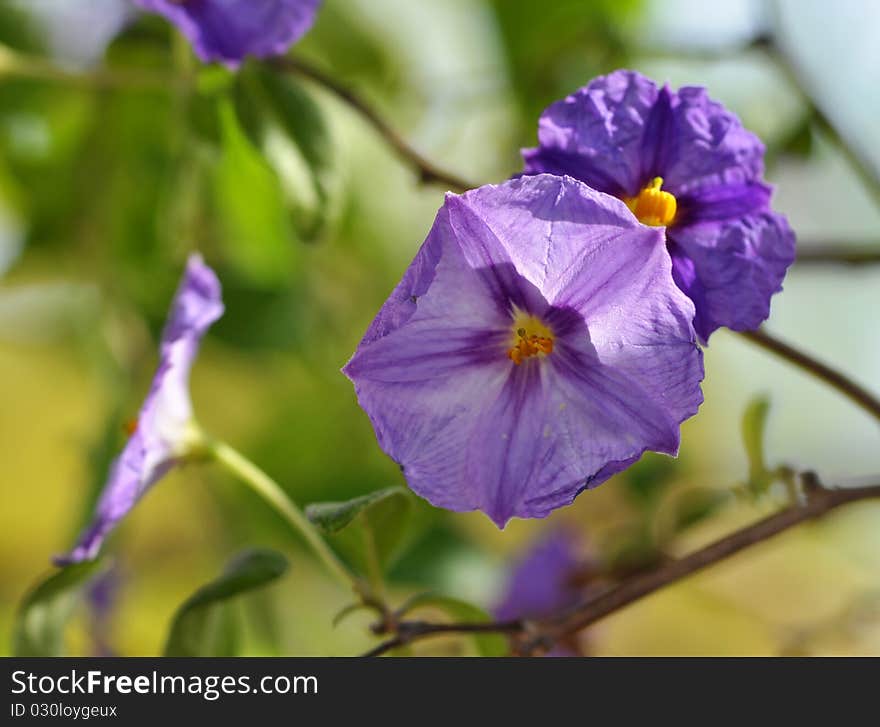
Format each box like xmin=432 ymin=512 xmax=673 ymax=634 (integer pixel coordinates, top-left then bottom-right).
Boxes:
xmin=507 ymin=312 xmax=554 ymax=365
xmin=624 ymin=177 xmax=677 ymax=227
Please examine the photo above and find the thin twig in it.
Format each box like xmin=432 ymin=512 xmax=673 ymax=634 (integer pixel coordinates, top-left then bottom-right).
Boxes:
xmin=796 ymin=246 xmax=880 ymax=266
xmin=540 ymin=479 xmax=880 ymax=645
xmin=271 ymin=56 xmax=474 ymax=193
xmin=362 ymin=479 xmax=880 ymax=656
xmin=363 ymin=620 xmax=523 ymax=658
xmin=739 ymin=329 xmax=880 ymax=425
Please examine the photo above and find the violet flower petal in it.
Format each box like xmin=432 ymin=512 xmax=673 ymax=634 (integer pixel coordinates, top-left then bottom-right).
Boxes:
xmin=56 ymin=254 xmax=223 ymax=564
xmin=344 ymin=175 xmax=703 ymax=527
xmin=670 ymin=212 xmax=796 ymax=341
xmin=135 ymin=0 xmax=321 ymax=67
xmin=493 ymin=529 xmax=583 ymax=623
xmin=522 ymin=71 xmax=661 ymax=198
xmin=521 ymin=69 xmax=795 ymax=341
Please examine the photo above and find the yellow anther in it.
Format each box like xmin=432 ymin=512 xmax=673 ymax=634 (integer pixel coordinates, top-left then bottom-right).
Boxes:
xmin=506 ymin=312 xmax=554 ymax=365
xmin=624 ymin=176 xmax=677 ymax=227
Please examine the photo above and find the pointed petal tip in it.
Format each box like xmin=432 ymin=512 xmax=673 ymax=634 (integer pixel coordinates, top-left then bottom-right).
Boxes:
xmin=51 ymin=554 xmax=74 ymax=568
xmin=489 ymin=512 xmax=512 ymax=529
xmin=52 ymin=545 xmax=96 ymax=568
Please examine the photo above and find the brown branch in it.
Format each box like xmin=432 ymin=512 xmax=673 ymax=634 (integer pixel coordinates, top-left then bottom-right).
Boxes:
xmin=362 ymin=478 xmax=880 ymax=656
xmin=739 ymin=329 xmax=880 ymax=425
xmin=362 ymin=621 xmax=522 ymax=658
xmin=796 ymin=246 xmax=880 ymax=266
xmin=271 ymin=56 xmax=475 ymax=193
xmin=539 ymin=479 xmax=879 ymax=644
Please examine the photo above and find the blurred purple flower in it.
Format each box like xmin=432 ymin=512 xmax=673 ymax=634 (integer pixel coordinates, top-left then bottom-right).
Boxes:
xmin=494 ymin=529 xmax=596 ymax=656
xmin=522 ymin=70 xmax=796 ymax=342
xmin=344 ymin=175 xmax=703 ymax=527
xmin=493 ymin=530 xmax=584 ymax=623
xmin=135 ymin=0 xmax=321 ymax=67
xmin=56 ymin=254 xmax=223 ymax=565
xmin=86 ymin=566 xmax=121 ymax=656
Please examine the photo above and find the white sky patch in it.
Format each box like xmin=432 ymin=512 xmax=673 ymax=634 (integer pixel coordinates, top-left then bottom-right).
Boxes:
xmin=13 ymin=0 xmax=134 ymax=68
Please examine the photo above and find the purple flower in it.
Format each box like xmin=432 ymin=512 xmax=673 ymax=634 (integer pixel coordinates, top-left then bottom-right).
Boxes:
xmin=86 ymin=566 xmax=121 ymax=656
xmin=135 ymin=0 xmax=321 ymax=67
xmin=343 ymin=175 xmax=703 ymax=527
xmin=493 ymin=530 xmax=584 ymax=623
xmin=56 ymin=254 xmax=223 ymax=564
xmin=522 ymin=70 xmax=796 ymax=341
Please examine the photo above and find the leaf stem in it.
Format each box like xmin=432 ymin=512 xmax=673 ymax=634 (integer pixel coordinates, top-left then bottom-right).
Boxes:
xmin=360 ymin=523 xmax=386 ymax=602
xmin=208 ymin=438 xmax=357 ymax=592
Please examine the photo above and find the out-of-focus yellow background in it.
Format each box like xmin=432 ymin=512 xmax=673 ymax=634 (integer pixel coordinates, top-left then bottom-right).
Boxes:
xmin=1 ymin=0 xmax=878 ymax=655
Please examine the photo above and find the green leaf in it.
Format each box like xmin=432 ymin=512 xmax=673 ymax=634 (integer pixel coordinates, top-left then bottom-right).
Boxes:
xmin=306 ymin=487 xmax=408 ymax=534
xmin=776 ymin=114 xmax=814 ymax=159
xmin=254 ymin=69 xmax=336 ymax=240
xmin=232 ymin=66 xmax=337 ymax=242
xmin=742 ymin=395 xmax=773 ymax=495
xmin=305 ymin=487 xmax=413 ymax=572
xmin=213 ymin=98 xmax=297 ymax=287
xmin=398 ymin=594 xmax=508 ymax=657
xmin=163 ymin=548 xmax=289 ymax=657
xmin=13 ymin=560 xmax=106 ymax=656
xmin=331 ymin=601 xmax=382 ymax=628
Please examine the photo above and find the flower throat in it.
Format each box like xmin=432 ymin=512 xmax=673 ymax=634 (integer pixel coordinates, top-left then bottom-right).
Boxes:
xmin=625 ymin=177 xmax=677 ymax=227
xmin=507 ymin=313 xmax=554 ymax=365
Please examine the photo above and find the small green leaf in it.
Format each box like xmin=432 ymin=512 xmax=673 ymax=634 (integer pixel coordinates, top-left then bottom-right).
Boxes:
xmin=306 ymin=487 xmax=408 ymax=534
xmin=742 ymin=395 xmax=773 ymax=495
xmin=776 ymin=114 xmax=814 ymax=159
xmin=213 ymin=99 xmax=296 ymax=287
xmin=254 ymin=69 xmax=336 ymax=240
xmin=13 ymin=560 xmax=106 ymax=656
xmin=305 ymin=487 xmax=413 ymax=573
xmin=399 ymin=594 xmax=508 ymax=657
xmin=331 ymin=601 xmax=382 ymax=628
xmin=164 ymin=548 xmax=289 ymax=657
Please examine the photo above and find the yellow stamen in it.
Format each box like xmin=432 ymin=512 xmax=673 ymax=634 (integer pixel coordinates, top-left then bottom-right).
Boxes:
xmin=506 ymin=312 xmax=554 ymax=365
xmin=624 ymin=176 xmax=677 ymax=227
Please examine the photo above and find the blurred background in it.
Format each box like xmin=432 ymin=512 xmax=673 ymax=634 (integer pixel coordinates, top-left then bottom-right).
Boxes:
xmin=1 ymin=0 xmax=878 ymax=656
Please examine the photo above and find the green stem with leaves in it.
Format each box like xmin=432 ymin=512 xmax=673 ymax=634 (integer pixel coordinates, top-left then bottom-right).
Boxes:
xmin=207 ymin=438 xmax=357 ymax=593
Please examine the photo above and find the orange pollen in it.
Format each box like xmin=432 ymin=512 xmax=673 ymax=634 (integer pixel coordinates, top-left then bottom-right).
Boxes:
xmin=124 ymin=417 xmax=138 ymax=437
xmin=507 ymin=327 xmax=554 ymax=365
xmin=624 ymin=177 xmax=677 ymax=227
